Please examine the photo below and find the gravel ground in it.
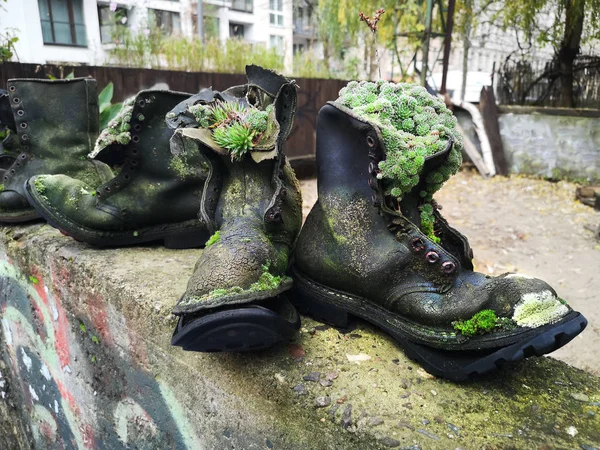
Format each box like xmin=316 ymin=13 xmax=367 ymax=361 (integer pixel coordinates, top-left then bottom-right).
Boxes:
xmin=299 ymin=169 xmax=600 ymax=376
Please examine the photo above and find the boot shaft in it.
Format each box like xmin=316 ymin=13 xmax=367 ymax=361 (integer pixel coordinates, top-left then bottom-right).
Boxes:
xmin=7 ymin=78 xmax=98 ymax=159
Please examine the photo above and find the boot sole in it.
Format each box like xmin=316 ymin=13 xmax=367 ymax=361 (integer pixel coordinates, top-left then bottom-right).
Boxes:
xmin=0 ymin=208 xmax=41 ymax=223
xmin=289 ymin=266 xmax=587 ymax=381
xmin=171 ymin=295 xmax=301 ymax=352
xmin=24 ymin=181 xmax=209 ymax=249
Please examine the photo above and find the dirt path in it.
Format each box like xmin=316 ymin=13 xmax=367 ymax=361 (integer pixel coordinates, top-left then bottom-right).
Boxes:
xmin=299 ymin=169 xmax=600 ymax=376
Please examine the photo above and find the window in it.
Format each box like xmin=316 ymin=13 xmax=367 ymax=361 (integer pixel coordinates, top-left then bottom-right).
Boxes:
xmin=229 ymin=23 xmax=245 ymax=38
xmin=38 ymin=0 xmax=87 ymax=46
xmin=231 ymin=0 xmax=253 ymax=13
xmin=149 ymin=9 xmax=181 ymax=35
xmin=98 ymin=4 xmax=128 ymax=44
xmin=193 ymin=15 xmax=220 ymax=39
xmin=293 ymin=43 xmax=304 ymax=55
xmin=270 ymin=35 xmax=283 ymax=53
xmin=294 ymin=6 xmax=310 ymax=31
xmin=269 ymin=0 xmax=284 ymax=27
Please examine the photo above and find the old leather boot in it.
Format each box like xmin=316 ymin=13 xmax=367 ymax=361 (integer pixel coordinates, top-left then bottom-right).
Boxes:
xmin=290 ymin=81 xmax=587 ymax=380
xmin=170 ymin=65 xmax=302 ymax=352
xmin=0 ymin=78 xmax=112 ymax=223
xmin=0 ymin=89 xmax=19 ymax=177
xmin=25 ymin=90 xmax=211 ymax=248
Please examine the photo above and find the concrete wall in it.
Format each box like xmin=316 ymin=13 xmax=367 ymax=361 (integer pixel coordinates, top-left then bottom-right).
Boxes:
xmin=498 ymin=108 xmax=600 ymax=183
xmin=1 ymin=224 xmax=600 ymax=449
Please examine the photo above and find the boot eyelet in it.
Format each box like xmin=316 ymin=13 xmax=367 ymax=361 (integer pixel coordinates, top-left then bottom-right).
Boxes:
xmin=20 ymin=153 xmax=27 ymax=160
xmin=95 ymin=190 xmax=101 ymax=197
xmin=23 ymin=145 xmax=29 ymax=151
xmin=368 ymin=161 xmax=377 ymax=174
xmin=131 ymin=159 xmax=138 ymax=166
xmin=132 ymin=136 xmax=140 ymax=143
xmin=411 ymin=237 xmax=425 ymax=253
xmin=113 ymin=182 xmax=120 ymax=188
xmin=8 ymin=85 xmax=16 ymax=92
xmin=104 ymin=186 xmax=111 ymax=192
xmin=368 ymin=177 xmax=377 ymax=189
xmin=425 ymin=251 xmax=440 ymax=264
xmin=13 ymin=97 xmax=20 ymax=104
xmin=123 ymin=174 xmax=130 ymax=180
xmin=133 ymin=124 xmax=142 ymax=131
xmin=442 ymin=261 xmax=456 ymax=274
xmin=371 ymin=194 xmax=380 ymax=206
xmin=15 ymin=162 xmax=21 ymax=168
xmin=366 ymin=135 xmax=376 ymax=147
xmin=17 ymin=110 xmax=24 ymax=117
xmin=131 ymin=147 xmax=139 ymax=154
xmin=10 ymin=169 xmax=15 ymax=174
xmin=21 ymin=134 xmax=29 ymax=141
xmin=20 ymin=122 xmax=27 ymax=129
xmin=138 ymin=99 xmax=146 ymax=107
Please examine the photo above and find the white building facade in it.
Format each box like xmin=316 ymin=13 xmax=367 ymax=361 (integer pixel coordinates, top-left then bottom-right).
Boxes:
xmin=2 ymin=0 xmax=295 ymax=70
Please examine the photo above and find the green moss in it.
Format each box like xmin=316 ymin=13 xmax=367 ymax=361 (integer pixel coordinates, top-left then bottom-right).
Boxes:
xmin=0 ymin=184 xmax=4 ymax=193
xmin=205 ymin=230 xmax=221 ymax=247
xmin=453 ymin=310 xmax=505 ymax=336
xmin=91 ymin=335 xmax=100 ymax=345
xmin=181 ymin=264 xmax=290 ymax=306
xmin=34 ymin=178 xmax=46 ymax=195
xmin=79 ymin=322 xmax=87 ymax=333
xmin=29 ymin=275 xmax=39 ymax=285
xmin=92 ymin=96 xmax=135 ymax=157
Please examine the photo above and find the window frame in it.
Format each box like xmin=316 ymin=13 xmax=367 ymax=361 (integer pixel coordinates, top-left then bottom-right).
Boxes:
xmin=97 ymin=4 xmax=128 ymax=45
xmin=269 ymin=0 xmax=284 ymax=27
xmin=149 ymin=8 xmax=181 ymax=35
xmin=38 ymin=0 xmax=88 ymax=47
xmin=231 ymin=0 xmax=253 ymax=13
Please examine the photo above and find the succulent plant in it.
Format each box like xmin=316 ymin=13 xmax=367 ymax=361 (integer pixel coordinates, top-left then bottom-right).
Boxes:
xmin=188 ymin=101 xmax=277 ymax=161
xmin=337 ymin=80 xmax=464 ymax=241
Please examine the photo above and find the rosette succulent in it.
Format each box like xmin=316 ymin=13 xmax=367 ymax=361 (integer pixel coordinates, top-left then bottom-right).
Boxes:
xmin=188 ymin=101 xmax=277 ymax=161
xmin=337 ymin=80 xmax=464 ymax=242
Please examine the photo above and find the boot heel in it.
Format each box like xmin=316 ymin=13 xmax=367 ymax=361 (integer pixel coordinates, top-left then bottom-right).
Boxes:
xmin=289 ymin=283 xmax=349 ymax=328
xmin=164 ymin=229 xmax=210 ymax=249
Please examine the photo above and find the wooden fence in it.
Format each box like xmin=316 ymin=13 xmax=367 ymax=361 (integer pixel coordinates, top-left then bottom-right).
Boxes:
xmin=0 ymin=62 xmax=348 ymax=159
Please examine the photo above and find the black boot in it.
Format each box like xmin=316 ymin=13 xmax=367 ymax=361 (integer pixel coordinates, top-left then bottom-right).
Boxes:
xmin=0 ymin=78 xmax=113 ymax=223
xmin=290 ymin=98 xmax=587 ymax=381
xmin=25 ymin=90 xmax=212 ymax=248
xmin=0 ymin=89 xmax=19 ymax=178
xmin=170 ymin=66 xmax=302 ymax=352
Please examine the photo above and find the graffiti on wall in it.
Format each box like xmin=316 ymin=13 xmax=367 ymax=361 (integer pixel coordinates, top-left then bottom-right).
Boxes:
xmin=0 ymin=253 xmax=200 ymax=449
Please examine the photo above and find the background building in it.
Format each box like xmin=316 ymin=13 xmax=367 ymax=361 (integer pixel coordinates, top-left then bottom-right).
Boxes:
xmin=2 ymin=0 xmax=295 ymax=70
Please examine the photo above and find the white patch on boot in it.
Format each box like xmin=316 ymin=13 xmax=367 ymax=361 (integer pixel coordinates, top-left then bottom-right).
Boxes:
xmin=512 ymin=290 xmax=569 ymax=328
xmin=505 ymin=273 xmax=535 ymax=280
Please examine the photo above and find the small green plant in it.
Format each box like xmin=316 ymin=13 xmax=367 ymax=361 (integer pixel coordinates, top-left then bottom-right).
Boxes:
xmin=98 ymin=83 xmax=123 ymax=130
xmin=189 ymin=101 xmax=278 ymax=161
xmin=205 ymin=230 xmax=221 ymax=247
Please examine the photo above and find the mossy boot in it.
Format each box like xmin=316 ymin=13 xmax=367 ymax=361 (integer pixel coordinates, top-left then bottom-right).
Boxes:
xmin=0 ymin=78 xmax=112 ymax=223
xmin=0 ymin=88 xmax=19 ymax=177
xmin=25 ymin=90 xmax=212 ymax=248
xmin=170 ymin=65 xmax=302 ymax=352
xmin=290 ymin=82 xmax=587 ymax=381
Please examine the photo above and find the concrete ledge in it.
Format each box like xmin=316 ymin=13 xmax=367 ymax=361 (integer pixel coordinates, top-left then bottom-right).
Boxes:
xmin=1 ymin=224 xmax=599 ymax=449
